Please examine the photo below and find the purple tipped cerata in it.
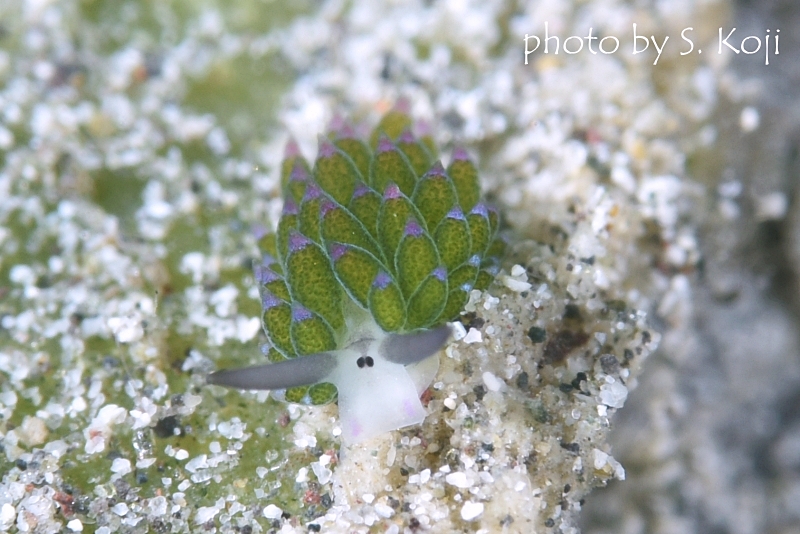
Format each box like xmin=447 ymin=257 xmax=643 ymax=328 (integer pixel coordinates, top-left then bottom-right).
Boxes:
xmin=291 ymin=303 xmax=313 ymax=322
xmin=253 ymin=265 xmax=267 ymax=284
xmin=404 ymin=218 xmax=424 ymax=237
xmin=398 ymin=129 xmax=415 ymax=144
xmin=352 ymin=182 xmax=370 ymax=199
xmin=328 ymin=114 xmax=345 ymax=134
xmin=433 ymin=266 xmax=447 ymax=281
xmin=303 ymin=182 xmax=322 ymax=202
xmin=468 ymin=254 xmax=481 ymax=266
xmin=320 ymin=199 xmax=337 ymax=218
xmin=376 ymin=134 xmax=395 ymax=154
xmin=261 ymin=253 xmax=278 ymax=267
xmin=251 ymin=223 xmax=270 ymax=241
xmin=288 ymin=231 xmax=312 ymax=253
xmin=254 ymin=264 xmax=281 ymax=285
xmin=284 ymin=138 xmax=300 ymax=158
xmin=253 ymin=263 xmax=267 ymax=283
xmin=329 ymin=243 xmax=348 ymax=261
xmin=337 ymin=122 xmax=356 ymax=139
xmin=330 ymin=115 xmax=358 ymax=139
xmin=282 ymin=198 xmax=299 ymax=216
xmin=425 ymin=160 xmax=446 ymax=177
xmin=415 ymin=119 xmax=431 ymax=137
xmin=262 ymin=291 xmax=283 ymax=310
xmin=383 ymin=183 xmax=402 ymax=200
xmin=451 ymin=146 xmax=470 ymax=161
xmin=470 ymin=203 xmax=489 ymax=217
xmin=317 ymin=136 xmax=337 ymax=158
xmin=289 ymin=161 xmax=310 ymax=182
xmin=373 ymin=271 xmax=392 ymax=289
xmin=446 ymin=206 xmax=465 ymax=220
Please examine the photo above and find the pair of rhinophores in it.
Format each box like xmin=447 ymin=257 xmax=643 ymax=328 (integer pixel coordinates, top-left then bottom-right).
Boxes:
xmin=207 ymin=104 xmax=503 ymax=445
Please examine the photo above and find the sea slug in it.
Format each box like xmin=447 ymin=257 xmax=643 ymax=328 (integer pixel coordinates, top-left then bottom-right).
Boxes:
xmin=208 ymin=105 xmax=504 ymax=444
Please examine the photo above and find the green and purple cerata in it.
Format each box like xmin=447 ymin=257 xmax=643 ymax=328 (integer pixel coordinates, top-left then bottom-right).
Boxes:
xmin=208 ymin=105 xmax=505 ymax=444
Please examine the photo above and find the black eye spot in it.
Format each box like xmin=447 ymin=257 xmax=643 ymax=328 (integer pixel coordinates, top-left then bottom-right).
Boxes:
xmin=357 ymin=357 xmax=365 ymax=368
xmin=365 ymin=356 xmax=374 ymax=367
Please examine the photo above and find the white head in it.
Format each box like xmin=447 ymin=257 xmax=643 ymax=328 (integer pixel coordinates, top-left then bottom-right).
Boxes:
xmin=207 ymin=323 xmax=450 ymax=445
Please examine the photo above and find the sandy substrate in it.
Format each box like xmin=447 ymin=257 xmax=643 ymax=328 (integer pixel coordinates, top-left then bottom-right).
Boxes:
xmin=2 ymin=0 xmax=797 ymax=533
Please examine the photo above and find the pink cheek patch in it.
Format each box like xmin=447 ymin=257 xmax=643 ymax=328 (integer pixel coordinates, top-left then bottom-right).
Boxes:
xmin=332 ymin=353 xmax=430 ymax=445
xmin=403 ymin=398 xmax=418 ymax=418
xmin=349 ymin=421 xmax=362 ymax=439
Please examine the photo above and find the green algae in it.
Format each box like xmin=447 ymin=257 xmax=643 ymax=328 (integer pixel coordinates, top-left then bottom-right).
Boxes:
xmin=0 ymin=1 xmax=321 ymax=531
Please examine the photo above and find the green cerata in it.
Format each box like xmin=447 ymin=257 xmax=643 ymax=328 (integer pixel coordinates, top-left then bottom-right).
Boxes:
xmin=208 ymin=103 xmax=504 ymax=444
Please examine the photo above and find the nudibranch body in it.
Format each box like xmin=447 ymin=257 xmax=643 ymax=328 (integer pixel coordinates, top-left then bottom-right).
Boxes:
xmin=208 ymin=106 xmax=504 ymax=444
